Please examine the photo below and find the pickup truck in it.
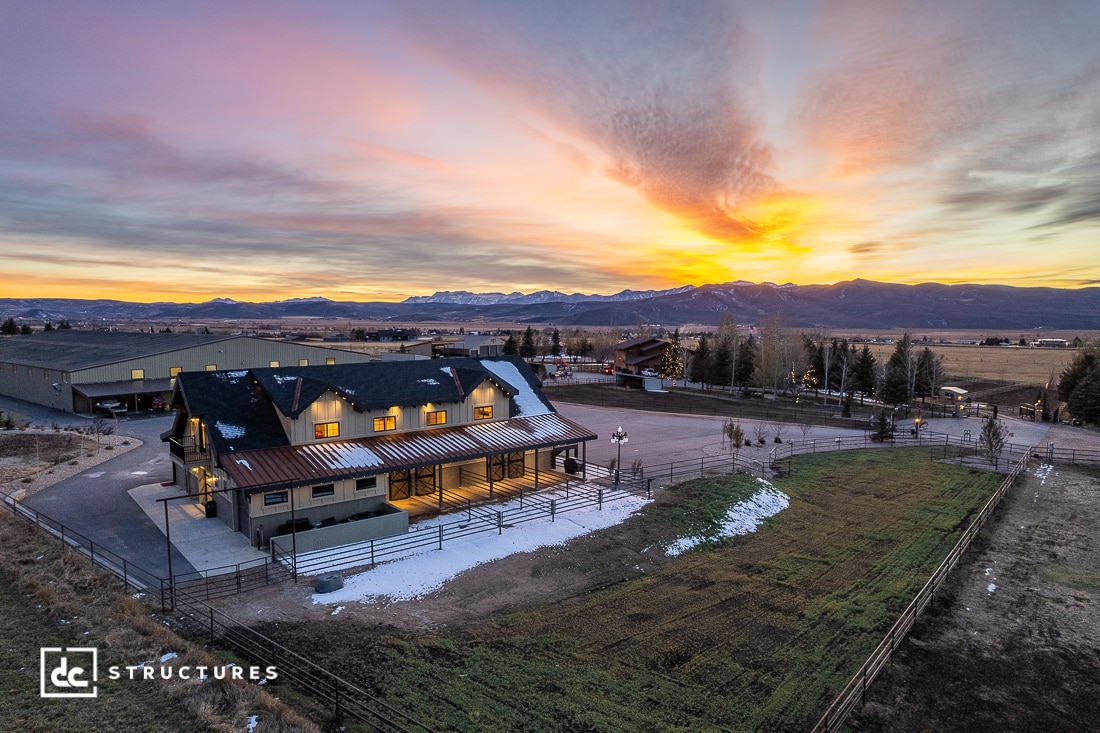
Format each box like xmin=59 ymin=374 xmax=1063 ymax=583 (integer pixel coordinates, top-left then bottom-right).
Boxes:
xmin=97 ymin=401 xmax=128 ymax=416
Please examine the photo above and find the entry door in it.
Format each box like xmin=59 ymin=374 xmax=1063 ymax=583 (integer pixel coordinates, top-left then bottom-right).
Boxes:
xmin=488 ymin=452 xmax=526 ymax=480
xmin=414 ymin=466 xmax=436 ymax=496
xmin=390 ymin=470 xmax=411 ymax=500
xmin=506 ymin=451 xmax=525 ymax=478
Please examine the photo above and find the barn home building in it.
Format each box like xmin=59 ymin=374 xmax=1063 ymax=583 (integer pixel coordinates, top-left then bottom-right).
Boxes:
xmin=166 ymin=356 xmax=596 ymax=550
xmin=0 ymin=330 xmax=373 ymax=415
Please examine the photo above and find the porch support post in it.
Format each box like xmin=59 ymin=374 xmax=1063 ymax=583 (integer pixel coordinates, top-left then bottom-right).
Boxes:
xmin=488 ymin=455 xmax=494 ymax=499
xmin=582 ymin=442 xmax=588 ymax=480
xmin=437 ymin=464 xmax=443 ymax=508
xmin=163 ymin=498 xmax=174 ymax=607
xmin=534 ymin=448 xmax=540 ymax=492
xmin=289 ymin=483 xmax=297 ymax=582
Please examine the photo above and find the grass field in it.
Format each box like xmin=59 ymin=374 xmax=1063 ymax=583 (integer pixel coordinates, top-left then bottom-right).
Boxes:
xmin=0 ymin=510 xmax=319 ymax=733
xmin=258 ymin=448 xmax=1006 ymax=732
xmin=861 ymin=342 xmax=1074 ymax=385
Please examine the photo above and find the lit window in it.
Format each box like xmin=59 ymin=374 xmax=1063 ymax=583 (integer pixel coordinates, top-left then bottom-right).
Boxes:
xmin=170 ymin=367 xmax=182 ymax=377
xmin=314 ymin=422 xmax=340 ymax=439
xmin=326 ymin=357 xmax=336 ymax=365
xmin=311 ymin=483 xmax=335 ymax=498
xmin=131 ymin=368 xmax=145 ymax=380
xmin=205 ymin=364 xmax=217 ymax=371
xmin=474 ymin=406 xmax=493 ymax=420
xmin=263 ymin=491 xmax=288 ymax=506
xmin=299 ymin=359 xmax=309 ymax=366
xmin=373 ymin=416 xmax=396 ymax=432
xmin=426 ymin=410 xmax=447 ymax=426
xmin=269 ymin=360 xmax=280 ymax=368
xmin=356 ymin=477 xmax=377 ymax=491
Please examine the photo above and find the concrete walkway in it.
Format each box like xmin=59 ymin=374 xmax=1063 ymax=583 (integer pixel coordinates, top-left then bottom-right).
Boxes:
xmin=129 ymin=483 xmax=269 ymax=577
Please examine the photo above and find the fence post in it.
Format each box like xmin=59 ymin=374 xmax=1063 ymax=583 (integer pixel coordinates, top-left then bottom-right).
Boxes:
xmin=438 ymin=524 xmax=443 ymax=550
xmin=550 ymin=499 xmax=556 ymax=522
xmin=370 ymin=539 xmax=375 ymax=567
xmin=236 ymin=563 xmax=242 ymax=594
xmin=123 ymin=559 xmax=129 ymax=590
xmin=209 ymin=607 xmax=215 ymax=645
xmin=598 ymin=488 xmax=603 ymax=510
xmin=497 ymin=511 xmax=503 ymax=535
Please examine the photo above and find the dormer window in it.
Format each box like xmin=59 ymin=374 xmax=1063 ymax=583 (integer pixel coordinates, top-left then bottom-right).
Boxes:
xmin=314 ymin=421 xmax=340 ymax=439
xmin=474 ymin=406 xmax=493 ymax=420
xmin=373 ymin=416 xmax=396 ymax=432
xmin=426 ymin=410 xmax=447 ymax=426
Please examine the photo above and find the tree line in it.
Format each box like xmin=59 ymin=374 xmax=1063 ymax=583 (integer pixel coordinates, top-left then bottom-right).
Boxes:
xmin=676 ymin=319 xmax=948 ymax=417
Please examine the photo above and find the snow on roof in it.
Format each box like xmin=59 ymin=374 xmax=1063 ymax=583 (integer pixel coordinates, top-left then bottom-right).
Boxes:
xmin=664 ymin=478 xmax=789 ymax=556
xmin=300 ymin=442 xmax=384 ymax=470
xmin=214 ymin=421 xmax=246 ymax=439
xmin=480 ymin=359 xmax=550 ymax=416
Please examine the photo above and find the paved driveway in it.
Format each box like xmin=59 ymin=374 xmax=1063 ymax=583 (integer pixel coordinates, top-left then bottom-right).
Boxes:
xmin=7 ymin=400 xmax=196 ymax=580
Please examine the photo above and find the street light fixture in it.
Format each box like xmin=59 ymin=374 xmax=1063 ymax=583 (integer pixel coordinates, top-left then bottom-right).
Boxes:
xmin=610 ymin=425 xmax=628 ymax=484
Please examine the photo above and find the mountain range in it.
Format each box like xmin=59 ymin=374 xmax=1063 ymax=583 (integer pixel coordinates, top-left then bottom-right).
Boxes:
xmin=3 ymin=280 xmax=1098 ymax=330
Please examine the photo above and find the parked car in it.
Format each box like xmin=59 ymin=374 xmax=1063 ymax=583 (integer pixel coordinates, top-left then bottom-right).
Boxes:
xmin=97 ymin=400 xmax=127 ymax=416
xmin=150 ymin=396 xmax=168 ymax=412
xmin=602 ymin=365 xmax=615 ymax=375
xmin=641 ymin=368 xmax=658 ymax=377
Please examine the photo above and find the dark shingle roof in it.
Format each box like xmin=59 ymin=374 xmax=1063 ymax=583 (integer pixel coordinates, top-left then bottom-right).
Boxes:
xmin=175 ymin=356 xmax=553 ymax=455
xmin=0 ymin=331 xmax=232 ymax=371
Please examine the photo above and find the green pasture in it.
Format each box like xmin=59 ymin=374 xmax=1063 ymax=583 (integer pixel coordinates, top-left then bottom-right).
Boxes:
xmin=261 ymin=448 xmax=1008 ymax=732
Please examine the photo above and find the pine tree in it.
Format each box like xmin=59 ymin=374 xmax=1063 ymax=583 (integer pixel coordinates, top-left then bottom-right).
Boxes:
xmin=851 ymin=345 xmax=877 ymax=403
xmin=520 ymin=326 xmax=537 ymax=359
xmin=690 ymin=333 xmax=712 ymax=387
xmin=502 ymin=335 xmax=518 ymax=355
xmin=659 ymin=328 xmax=684 ymax=385
xmin=882 ymin=335 xmax=914 ymax=406
xmin=734 ymin=335 xmax=756 ymax=389
xmin=1 ymin=317 xmax=18 ymax=335
xmin=713 ymin=333 xmax=733 ymax=388
xmin=550 ymin=329 xmax=561 ymax=357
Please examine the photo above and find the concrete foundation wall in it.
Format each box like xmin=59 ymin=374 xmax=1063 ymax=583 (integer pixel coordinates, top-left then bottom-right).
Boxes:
xmin=269 ymin=503 xmax=408 ymax=555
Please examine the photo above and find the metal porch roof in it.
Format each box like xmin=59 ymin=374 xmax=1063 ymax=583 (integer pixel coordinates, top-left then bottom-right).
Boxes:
xmin=73 ymin=378 xmax=175 ymax=398
xmin=221 ymin=412 xmax=597 ymax=492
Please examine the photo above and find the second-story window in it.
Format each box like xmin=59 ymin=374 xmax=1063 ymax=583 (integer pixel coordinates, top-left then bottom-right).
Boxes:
xmin=131 ymin=368 xmax=145 ymax=379
xmin=474 ymin=406 xmax=493 ymax=420
xmin=426 ymin=410 xmax=447 ymax=426
xmin=314 ymin=422 xmax=340 ymax=439
xmin=373 ymin=416 xmax=396 ymax=432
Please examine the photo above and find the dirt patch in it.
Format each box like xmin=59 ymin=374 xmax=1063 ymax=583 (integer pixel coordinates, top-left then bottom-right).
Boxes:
xmin=848 ymin=461 xmax=1100 ymax=731
xmin=0 ymin=429 xmax=141 ymax=500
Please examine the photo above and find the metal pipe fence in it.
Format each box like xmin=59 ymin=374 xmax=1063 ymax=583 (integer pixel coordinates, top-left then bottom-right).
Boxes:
xmin=282 ymin=478 xmax=647 ymax=578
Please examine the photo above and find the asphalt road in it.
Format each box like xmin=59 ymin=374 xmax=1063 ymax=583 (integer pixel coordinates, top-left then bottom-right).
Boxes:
xmin=2 ymin=396 xmax=195 ymax=580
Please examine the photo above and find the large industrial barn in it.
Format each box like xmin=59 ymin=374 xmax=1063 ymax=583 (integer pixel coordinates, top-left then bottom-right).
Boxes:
xmin=0 ymin=331 xmax=373 ymax=415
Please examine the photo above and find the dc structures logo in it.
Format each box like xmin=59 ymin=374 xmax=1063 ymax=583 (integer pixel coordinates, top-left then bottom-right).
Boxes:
xmin=40 ymin=647 xmax=98 ymax=698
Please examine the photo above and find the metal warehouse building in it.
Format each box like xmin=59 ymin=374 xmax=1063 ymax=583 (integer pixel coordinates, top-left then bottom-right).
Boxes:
xmin=0 ymin=331 xmax=374 ymax=415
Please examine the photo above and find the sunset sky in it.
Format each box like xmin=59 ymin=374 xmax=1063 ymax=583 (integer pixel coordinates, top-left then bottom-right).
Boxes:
xmin=3 ymin=1 xmax=1099 ymax=302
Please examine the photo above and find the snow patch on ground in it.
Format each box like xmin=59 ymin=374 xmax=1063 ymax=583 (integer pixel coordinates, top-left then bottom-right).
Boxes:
xmin=664 ymin=478 xmax=790 ymax=556
xmin=312 ymin=491 xmax=650 ymax=605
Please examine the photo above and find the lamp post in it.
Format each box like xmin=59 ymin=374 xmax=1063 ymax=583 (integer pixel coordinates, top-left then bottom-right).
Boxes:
xmin=914 ymin=416 xmax=922 ymax=444
xmin=610 ymin=425 xmax=628 ymax=484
